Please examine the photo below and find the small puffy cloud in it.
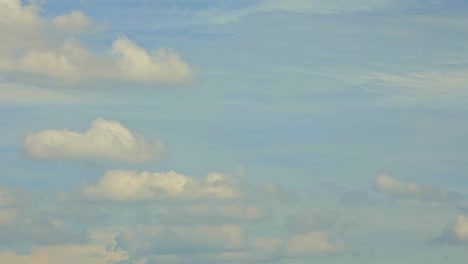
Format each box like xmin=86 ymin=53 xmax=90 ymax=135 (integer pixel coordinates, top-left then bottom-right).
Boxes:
xmin=23 ymin=118 xmax=165 ymax=163
xmin=435 ymin=215 xmax=468 ymax=244
xmin=83 ymin=170 xmax=242 ymax=201
xmin=112 ymin=37 xmax=194 ymax=83
xmin=374 ymin=174 xmax=451 ymax=203
xmin=286 ymin=231 xmax=344 ymax=256
xmin=53 ymin=11 xmax=92 ymax=31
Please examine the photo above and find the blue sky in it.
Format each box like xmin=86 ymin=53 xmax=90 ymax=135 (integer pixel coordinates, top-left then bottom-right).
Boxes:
xmin=0 ymin=0 xmax=468 ymax=263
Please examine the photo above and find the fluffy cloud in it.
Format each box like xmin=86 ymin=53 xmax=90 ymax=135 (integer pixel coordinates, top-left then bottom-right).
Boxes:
xmin=83 ymin=170 xmax=242 ymax=201
xmin=0 ymin=0 xmax=193 ymax=84
xmin=0 ymin=0 xmax=42 ymax=64
xmin=374 ymin=174 xmax=452 ymax=203
xmin=435 ymin=215 xmax=468 ymax=244
xmin=23 ymin=118 xmax=164 ymax=163
xmin=53 ymin=11 xmax=92 ymax=31
xmin=112 ymin=37 xmax=194 ymax=83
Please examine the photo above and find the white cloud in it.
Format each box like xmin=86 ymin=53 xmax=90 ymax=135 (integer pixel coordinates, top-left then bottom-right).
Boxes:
xmin=53 ymin=11 xmax=91 ymax=31
xmin=0 ymin=0 xmax=194 ymax=84
xmin=453 ymin=215 xmax=468 ymax=242
xmin=286 ymin=231 xmax=344 ymax=256
xmin=83 ymin=170 xmax=242 ymax=201
xmin=112 ymin=37 xmax=194 ymax=83
xmin=435 ymin=214 xmax=468 ymax=244
xmin=23 ymin=118 xmax=165 ymax=163
xmin=374 ymin=174 xmax=451 ymax=203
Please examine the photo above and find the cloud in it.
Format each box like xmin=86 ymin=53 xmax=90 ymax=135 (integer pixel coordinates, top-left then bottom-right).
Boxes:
xmin=114 ymin=224 xmax=244 ymax=257
xmin=83 ymin=170 xmax=242 ymax=201
xmin=374 ymin=174 xmax=452 ymax=203
xmin=286 ymin=231 xmax=345 ymax=256
xmin=23 ymin=118 xmax=165 ymax=163
xmin=0 ymin=244 xmax=128 ymax=264
xmin=0 ymin=0 xmax=42 ymax=46
xmin=0 ymin=0 xmax=194 ymax=84
xmin=202 ymin=0 xmax=399 ymax=24
xmin=0 ymin=85 xmax=79 ymax=104
xmin=434 ymin=215 xmax=468 ymax=244
xmin=0 ymin=187 xmax=16 ymax=225
xmin=53 ymin=11 xmax=92 ymax=31
xmin=155 ymin=204 xmax=265 ymax=225
xmin=259 ymin=0 xmax=396 ymax=14
xmin=112 ymin=37 xmax=194 ymax=83
xmin=286 ymin=210 xmax=343 ymax=233
xmin=114 ymin=223 xmax=344 ymax=263
xmin=0 ymin=213 xmax=88 ymax=248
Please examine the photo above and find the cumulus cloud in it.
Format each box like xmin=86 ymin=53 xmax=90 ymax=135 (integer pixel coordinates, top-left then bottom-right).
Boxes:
xmin=23 ymin=118 xmax=165 ymax=163
xmin=434 ymin=215 xmax=468 ymax=244
xmin=112 ymin=37 xmax=194 ymax=83
xmin=374 ymin=174 xmax=452 ymax=203
xmin=83 ymin=170 xmax=242 ymax=201
xmin=0 ymin=0 xmax=194 ymax=84
xmin=0 ymin=0 xmax=42 ymax=50
xmin=53 ymin=11 xmax=92 ymax=31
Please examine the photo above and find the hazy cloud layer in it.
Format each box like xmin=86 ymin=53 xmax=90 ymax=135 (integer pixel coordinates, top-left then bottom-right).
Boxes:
xmin=23 ymin=118 xmax=165 ymax=163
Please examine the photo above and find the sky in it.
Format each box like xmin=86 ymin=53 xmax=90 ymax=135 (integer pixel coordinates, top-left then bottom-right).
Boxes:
xmin=0 ymin=0 xmax=468 ymax=263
